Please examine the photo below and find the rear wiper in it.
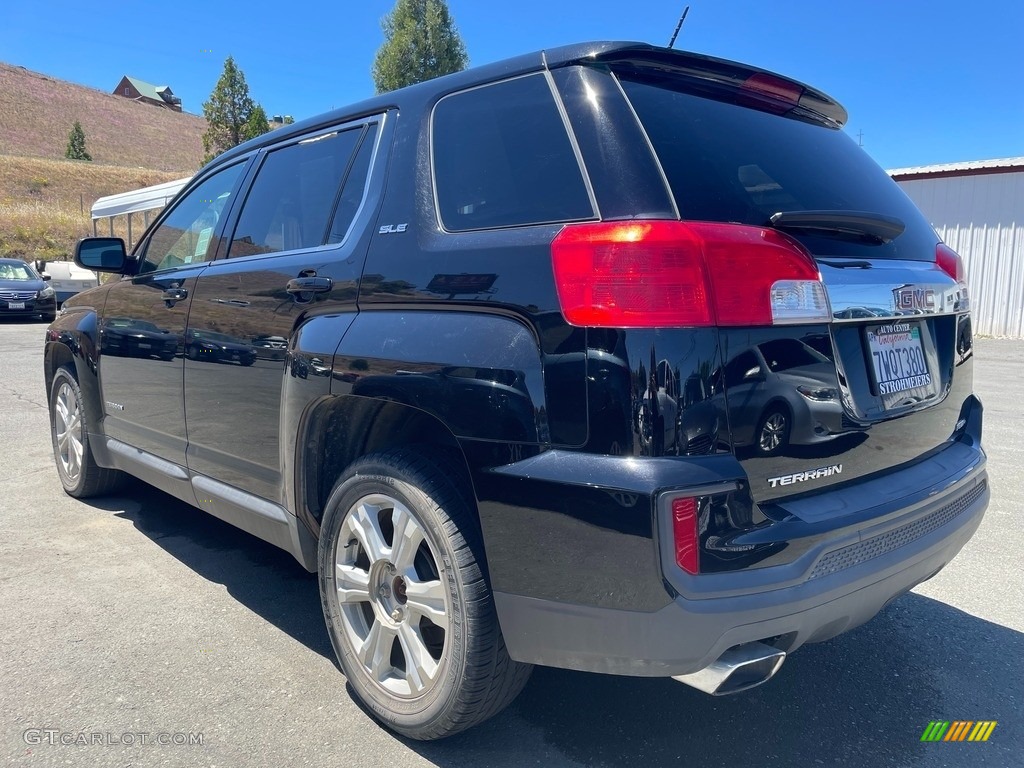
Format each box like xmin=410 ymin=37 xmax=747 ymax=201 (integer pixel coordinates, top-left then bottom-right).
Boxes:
xmin=768 ymin=210 xmax=905 ymax=244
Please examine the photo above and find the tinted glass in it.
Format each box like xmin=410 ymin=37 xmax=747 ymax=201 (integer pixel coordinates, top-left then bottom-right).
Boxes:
xmin=432 ymin=74 xmax=594 ymax=231
xmin=758 ymin=339 xmax=829 ymax=372
xmin=327 ymin=123 xmax=379 ymax=244
xmin=141 ymin=163 xmax=245 ymax=273
xmin=618 ymin=73 xmax=938 ymax=260
xmin=230 ymin=127 xmax=362 ymax=258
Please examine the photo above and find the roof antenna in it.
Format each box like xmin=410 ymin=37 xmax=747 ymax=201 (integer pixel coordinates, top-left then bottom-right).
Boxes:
xmin=668 ymin=5 xmax=690 ymax=49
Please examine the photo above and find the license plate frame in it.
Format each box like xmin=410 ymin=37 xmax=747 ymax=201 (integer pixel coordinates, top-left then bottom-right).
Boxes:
xmin=866 ymin=321 xmax=931 ymax=408
xmin=8 ymin=301 xmax=25 ymax=310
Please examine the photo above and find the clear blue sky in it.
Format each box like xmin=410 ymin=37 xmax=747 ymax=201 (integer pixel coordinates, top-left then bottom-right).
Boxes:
xmin=3 ymin=0 xmax=1021 ymax=170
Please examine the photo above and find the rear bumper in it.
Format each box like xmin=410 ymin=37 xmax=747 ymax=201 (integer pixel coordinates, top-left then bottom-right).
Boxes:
xmin=496 ymin=453 xmax=988 ymax=677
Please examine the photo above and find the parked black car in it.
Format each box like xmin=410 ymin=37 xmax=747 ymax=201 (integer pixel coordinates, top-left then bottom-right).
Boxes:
xmin=101 ymin=316 xmax=178 ymax=361
xmin=0 ymin=258 xmax=56 ymax=321
xmin=185 ymin=329 xmax=257 ymax=366
xmin=44 ymin=41 xmax=987 ymax=741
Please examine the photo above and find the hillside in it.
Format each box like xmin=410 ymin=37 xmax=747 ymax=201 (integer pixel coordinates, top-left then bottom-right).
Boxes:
xmin=0 ymin=156 xmax=184 ymax=260
xmin=0 ymin=62 xmax=205 ymax=172
xmin=0 ymin=62 xmax=205 ymax=261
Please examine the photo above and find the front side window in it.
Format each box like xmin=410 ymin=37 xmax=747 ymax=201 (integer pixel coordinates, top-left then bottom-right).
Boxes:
xmin=432 ymin=75 xmax=594 ymax=232
xmin=229 ymin=124 xmax=369 ymax=258
xmin=140 ymin=163 xmax=246 ymax=273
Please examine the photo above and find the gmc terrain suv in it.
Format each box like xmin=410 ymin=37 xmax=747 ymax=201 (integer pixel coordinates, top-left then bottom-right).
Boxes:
xmin=45 ymin=42 xmax=988 ymax=740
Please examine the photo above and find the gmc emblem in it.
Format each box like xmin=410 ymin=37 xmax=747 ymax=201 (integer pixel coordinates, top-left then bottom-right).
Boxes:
xmin=893 ymin=286 xmax=936 ymax=312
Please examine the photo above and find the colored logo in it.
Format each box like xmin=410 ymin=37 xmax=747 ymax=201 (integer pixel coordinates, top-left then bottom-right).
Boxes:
xmin=920 ymin=721 xmax=997 ymax=742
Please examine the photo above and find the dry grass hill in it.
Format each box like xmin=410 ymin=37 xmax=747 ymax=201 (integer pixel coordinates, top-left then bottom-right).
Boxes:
xmin=0 ymin=62 xmax=205 ymax=170
xmin=0 ymin=62 xmax=206 ymax=260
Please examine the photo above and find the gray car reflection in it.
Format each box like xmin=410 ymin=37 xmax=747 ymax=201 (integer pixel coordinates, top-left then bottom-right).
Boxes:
xmin=723 ymin=338 xmax=844 ymax=456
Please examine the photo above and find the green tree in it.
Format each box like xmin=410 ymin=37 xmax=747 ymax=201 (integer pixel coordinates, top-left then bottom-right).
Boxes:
xmin=244 ymin=104 xmax=270 ymax=141
xmin=372 ymin=0 xmax=468 ymax=93
xmin=201 ymin=56 xmax=270 ymax=165
xmin=65 ymin=121 xmax=92 ymax=161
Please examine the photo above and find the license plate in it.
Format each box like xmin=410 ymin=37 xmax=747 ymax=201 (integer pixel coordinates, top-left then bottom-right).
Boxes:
xmin=867 ymin=322 xmax=931 ymax=404
xmin=138 ymin=343 xmax=151 ymax=349
xmin=8 ymin=302 xmax=25 ymax=310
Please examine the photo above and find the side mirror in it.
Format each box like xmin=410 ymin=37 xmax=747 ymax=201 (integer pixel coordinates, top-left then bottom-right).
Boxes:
xmin=41 ymin=274 xmax=52 ymax=282
xmin=743 ymin=366 xmax=763 ymax=381
xmin=75 ymin=237 xmax=127 ymax=273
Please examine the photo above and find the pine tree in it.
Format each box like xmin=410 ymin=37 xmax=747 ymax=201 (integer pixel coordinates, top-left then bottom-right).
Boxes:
xmin=201 ymin=56 xmax=270 ymax=165
xmin=65 ymin=121 xmax=92 ymax=161
xmin=243 ymin=104 xmax=270 ymax=141
xmin=372 ymin=0 xmax=468 ymax=93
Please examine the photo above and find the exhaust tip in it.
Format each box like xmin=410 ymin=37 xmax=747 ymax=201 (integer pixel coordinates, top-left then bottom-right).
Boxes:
xmin=673 ymin=641 xmax=786 ymax=696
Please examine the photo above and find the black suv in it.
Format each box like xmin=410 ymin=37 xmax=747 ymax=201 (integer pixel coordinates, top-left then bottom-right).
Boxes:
xmin=45 ymin=42 xmax=988 ymax=740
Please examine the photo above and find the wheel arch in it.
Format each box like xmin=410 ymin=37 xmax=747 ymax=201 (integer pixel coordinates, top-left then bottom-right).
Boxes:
xmin=43 ymin=309 xmax=105 ymax=438
xmin=297 ymin=394 xmax=478 ymax=542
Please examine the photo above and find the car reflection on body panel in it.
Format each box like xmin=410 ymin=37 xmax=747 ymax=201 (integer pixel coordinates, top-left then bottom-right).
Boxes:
xmin=722 ymin=338 xmax=846 ymax=456
xmin=290 ymin=354 xmax=331 ymax=379
xmin=101 ymin=317 xmax=178 ymax=361
xmin=638 ymin=361 xmax=721 ymax=457
xmin=352 ymin=366 xmax=537 ymax=442
xmin=185 ymin=329 xmax=257 ymax=366
xmin=252 ymin=335 xmax=288 ymax=361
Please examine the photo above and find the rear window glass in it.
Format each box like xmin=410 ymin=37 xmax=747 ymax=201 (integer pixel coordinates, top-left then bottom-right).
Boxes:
xmin=432 ymin=74 xmax=595 ymax=232
xmin=617 ymin=72 xmax=937 ymax=259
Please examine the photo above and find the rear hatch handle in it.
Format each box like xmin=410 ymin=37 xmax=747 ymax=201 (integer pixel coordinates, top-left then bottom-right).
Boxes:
xmin=769 ymin=210 xmax=906 ymax=244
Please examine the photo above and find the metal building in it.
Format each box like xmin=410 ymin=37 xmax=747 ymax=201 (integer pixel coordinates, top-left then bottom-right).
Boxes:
xmin=891 ymin=158 xmax=1024 ymax=338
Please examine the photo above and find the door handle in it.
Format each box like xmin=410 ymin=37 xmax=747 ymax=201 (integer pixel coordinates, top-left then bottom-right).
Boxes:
xmin=163 ymin=287 xmax=188 ymax=304
xmin=286 ymin=277 xmax=333 ymax=295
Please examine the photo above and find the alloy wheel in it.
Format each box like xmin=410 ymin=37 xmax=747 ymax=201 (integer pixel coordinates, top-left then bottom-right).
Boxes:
xmin=54 ymin=382 xmax=84 ymax=484
xmin=333 ymin=494 xmax=450 ymax=698
xmin=759 ymin=412 xmax=787 ymax=453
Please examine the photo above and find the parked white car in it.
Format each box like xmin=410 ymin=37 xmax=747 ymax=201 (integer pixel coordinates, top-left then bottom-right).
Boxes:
xmin=37 ymin=260 xmax=99 ymax=304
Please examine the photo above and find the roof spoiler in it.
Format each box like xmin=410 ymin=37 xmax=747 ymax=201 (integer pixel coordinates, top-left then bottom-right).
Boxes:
xmin=584 ymin=44 xmax=848 ymax=127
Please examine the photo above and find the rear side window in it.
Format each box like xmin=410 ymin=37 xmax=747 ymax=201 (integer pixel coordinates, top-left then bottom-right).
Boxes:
xmin=229 ymin=125 xmax=366 ymax=258
xmin=432 ymin=74 xmax=594 ymax=232
xmin=617 ymin=72 xmax=937 ymax=260
xmin=328 ymin=123 xmax=379 ymax=244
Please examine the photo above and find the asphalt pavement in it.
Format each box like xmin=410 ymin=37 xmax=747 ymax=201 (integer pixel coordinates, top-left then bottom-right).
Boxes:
xmin=1 ymin=320 xmax=1020 ymax=767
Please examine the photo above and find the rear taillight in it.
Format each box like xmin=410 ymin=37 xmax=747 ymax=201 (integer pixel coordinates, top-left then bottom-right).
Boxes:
xmin=936 ymin=243 xmax=967 ymax=283
xmin=551 ymin=221 xmax=830 ymax=328
xmin=936 ymin=243 xmax=970 ymax=307
xmin=672 ymin=497 xmax=699 ymax=575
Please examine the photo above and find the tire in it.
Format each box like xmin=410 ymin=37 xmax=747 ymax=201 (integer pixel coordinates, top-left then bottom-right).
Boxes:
xmin=318 ymin=448 xmax=532 ymax=740
xmin=756 ymin=407 xmax=791 ymax=456
xmin=49 ymin=365 xmax=125 ymax=497
xmin=186 ymin=345 xmax=199 ymax=361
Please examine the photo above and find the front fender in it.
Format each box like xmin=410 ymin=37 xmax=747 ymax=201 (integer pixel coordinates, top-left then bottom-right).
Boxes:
xmin=44 ymin=306 xmax=105 ymax=441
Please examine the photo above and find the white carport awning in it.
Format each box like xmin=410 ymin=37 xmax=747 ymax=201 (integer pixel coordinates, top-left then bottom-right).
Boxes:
xmin=91 ymin=177 xmax=191 ymax=219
